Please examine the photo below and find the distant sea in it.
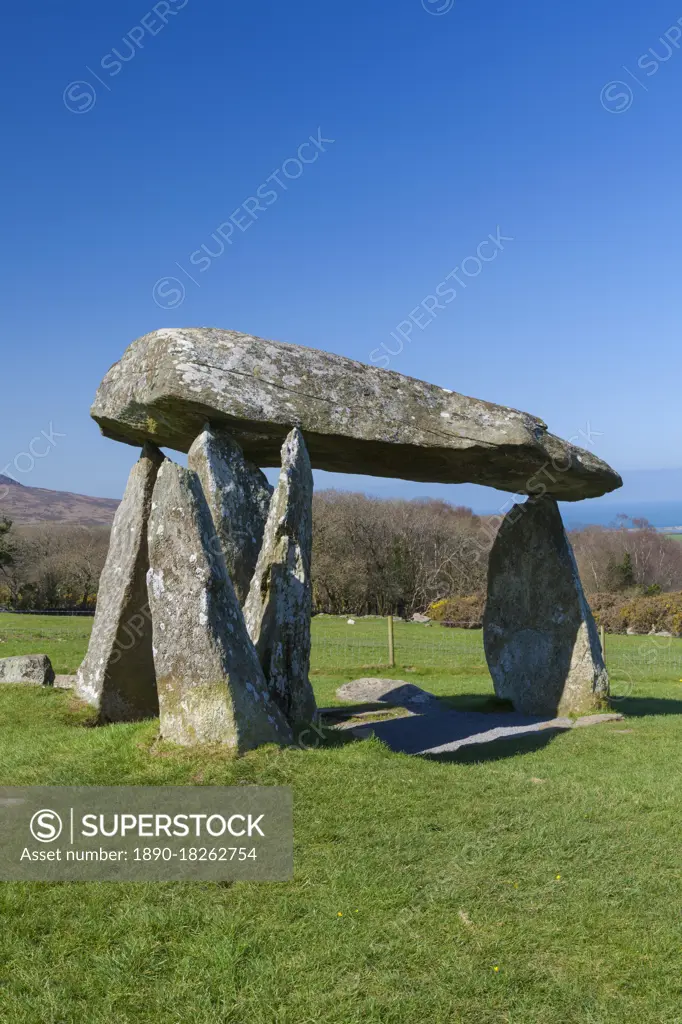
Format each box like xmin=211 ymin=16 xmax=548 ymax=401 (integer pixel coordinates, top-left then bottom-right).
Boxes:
xmin=311 ymin=469 xmax=682 ymax=531
xmin=558 ymin=501 xmax=682 ymax=531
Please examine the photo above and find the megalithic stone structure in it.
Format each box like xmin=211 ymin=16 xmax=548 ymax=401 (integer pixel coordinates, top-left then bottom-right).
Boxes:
xmin=75 ymin=443 xmax=164 ymax=721
xmin=483 ymin=496 xmax=609 ymax=717
xmin=188 ymin=424 xmax=272 ymax=605
xmin=84 ymin=326 xmax=624 ymax=744
xmin=146 ymin=460 xmax=293 ymax=751
xmin=90 ymin=328 xmax=622 ymax=500
xmin=244 ymin=428 xmax=318 ymax=731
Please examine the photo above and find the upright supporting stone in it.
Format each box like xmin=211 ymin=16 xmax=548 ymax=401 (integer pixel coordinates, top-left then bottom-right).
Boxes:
xmin=244 ymin=428 xmax=317 ymax=732
xmin=188 ymin=424 xmax=272 ymax=605
xmin=483 ymin=496 xmax=609 ymax=717
xmin=146 ymin=460 xmax=292 ymax=751
xmin=76 ymin=443 xmax=163 ymax=721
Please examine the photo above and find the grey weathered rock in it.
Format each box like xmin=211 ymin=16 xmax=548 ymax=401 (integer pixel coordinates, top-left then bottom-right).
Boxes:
xmin=336 ymin=678 xmax=437 ymax=708
xmin=244 ymin=429 xmax=318 ymax=731
xmin=91 ymin=328 xmax=622 ymax=501
xmin=483 ymin=496 xmax=609 ymax=716
xmin=0 ymin=655 xmax=55 ymax=686
xmin=146 ymin=460 xmax=292 ymax=750
xmin=571 ymin=713 xmax=624 ymax=728
xmin=54 ymin=674 xmax=77 ymax=689
xmin=75 ymin=444 xmax=163 ymax=721
xmin=411 ymin=613 xmax=431 ymax=623
xmin=188 ymin=424 xmax=272 ymax=605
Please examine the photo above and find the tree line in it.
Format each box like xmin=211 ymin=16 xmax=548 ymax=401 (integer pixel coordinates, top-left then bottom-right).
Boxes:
xmin=2 ymin=496 xmax=682 ymax=614
xmin=0 ymin=520 xmax=110 ymax=611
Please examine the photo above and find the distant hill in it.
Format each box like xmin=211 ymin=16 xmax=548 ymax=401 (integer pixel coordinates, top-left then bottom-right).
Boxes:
xmin=0 ymin=475 xmax=119 ymax=526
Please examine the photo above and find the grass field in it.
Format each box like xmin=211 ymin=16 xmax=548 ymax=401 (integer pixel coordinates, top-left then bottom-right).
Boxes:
xmin=1 ymin=614 xmax=682 ymax=1022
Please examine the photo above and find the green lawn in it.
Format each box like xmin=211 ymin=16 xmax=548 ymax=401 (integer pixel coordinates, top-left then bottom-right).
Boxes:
xmin=1 ymin=614 xmax=682 ymax=1022
xmin=0 ymin=613 xmax=92 ymax=674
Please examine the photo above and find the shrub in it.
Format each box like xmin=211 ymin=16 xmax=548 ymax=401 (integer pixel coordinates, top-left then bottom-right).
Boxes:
xmin=589 ymin=593 xmax=628 ymax=634
xmin=428 ymin=594 xmax=485 ymax=628
xmin=590 ymin=591 xmax=682 ymax=635
xmin=426 ymin=591 xmax=682 ymax=636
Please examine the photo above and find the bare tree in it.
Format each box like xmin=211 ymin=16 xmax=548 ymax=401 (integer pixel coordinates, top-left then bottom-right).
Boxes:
xmin=312 ymin=491 xmax=493 ymax=615
xmin=0 ymin=524 xmax=110 ymax=610
xmin=571 ymin=518 xmax=682 ymax=594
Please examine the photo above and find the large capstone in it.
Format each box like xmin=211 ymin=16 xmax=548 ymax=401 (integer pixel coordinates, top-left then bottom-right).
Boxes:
xmin=75 ymin=443 xmax=163 ymax=721
xmin=91 ymin=328 xmax=622 ymax=501
xmin=146 ymin=460 xmax=292 ymax=751
xmin=483 ymin=496 xmax=609 ymax=716
xmin=188 ymin=424 xmax=272 ymax=605
xmin=244 ymin=428 xmax=318 ymax=731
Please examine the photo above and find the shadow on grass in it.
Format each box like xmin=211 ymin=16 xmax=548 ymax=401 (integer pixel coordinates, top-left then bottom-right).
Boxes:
xmin=436 ymin=694 xmax=514 ymax=714
xmin=344 ymin=703 xmax=575 ymax=761
xmin=290 ymin=720 xmax=359 ymax=751
xmin=608 ymin=696 xmax=682 ymax=717
xmin=440 ymin=694 xmax=682 ymax=721
xmin=321 ymin=694 xmax=514 ymax=717
xmin=427 ymin=695 xmax=682 ymax=763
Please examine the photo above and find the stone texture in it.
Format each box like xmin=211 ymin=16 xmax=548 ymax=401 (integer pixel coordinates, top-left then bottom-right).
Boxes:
xmin=146 ymin=460 xmax=292 ymax=751
xmin=571 ymin=713 xmax=624 ymax=728
xmin=188 ymin=424 xmax=272 ymax=605
xmin=0 ymin=654 xmax=54 ymax=686
xmin=336 ymin=678 xmax=437 ymax=708
xmin=244 ymin=428 xmax=318 ymax=731
xmin=54 ymin=674 xmax=76 ymax=689
xmin=75 ymin=444 xmax=163 ymax=721
xmin=483 ymin=496 xmax=609 ymax=717
xmin=90 ymin=328 xmax=622 ymax=501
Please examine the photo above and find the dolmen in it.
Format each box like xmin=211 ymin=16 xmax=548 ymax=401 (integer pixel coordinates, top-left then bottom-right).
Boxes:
xmin=75 ymin=328 xmax=623 ymax=748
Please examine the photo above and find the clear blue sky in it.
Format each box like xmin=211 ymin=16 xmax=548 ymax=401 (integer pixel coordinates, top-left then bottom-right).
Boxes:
xmin=2 ymin=0 xmax=681 ymax=511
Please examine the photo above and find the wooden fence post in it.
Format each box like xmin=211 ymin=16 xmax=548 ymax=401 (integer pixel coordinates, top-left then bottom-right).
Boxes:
xmin=600 ymin=625 xmax=606 ymax=665
xmin=387 ymin=615 xmax=395 ymax=667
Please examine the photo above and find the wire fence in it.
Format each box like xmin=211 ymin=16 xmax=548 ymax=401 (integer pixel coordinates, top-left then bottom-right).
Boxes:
xmin=310 ymin=619 xmax=484 ymax=671
xmin=604 ymin=633 xmax=682 ymax=682
xmin=310 ymin=616 xmax=682 ymax=682
xmin=4 ymin=609 xmax=682 ymax=684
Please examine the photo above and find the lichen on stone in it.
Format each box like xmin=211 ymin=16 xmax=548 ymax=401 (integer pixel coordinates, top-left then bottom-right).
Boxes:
xmin=147 ymin=459 xmax=292 ymax=751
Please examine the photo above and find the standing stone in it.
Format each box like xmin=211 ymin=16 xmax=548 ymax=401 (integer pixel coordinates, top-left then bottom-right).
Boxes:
xmin=75 ymin=443 xmax=163 ymax=721
xmin=244 ymin=428 xmax=317 ymax=732
xmin=146 ymin=460 xmax=292 ymax=751
xmin=483 ymin=496 xmax=609 ymax=717
xmin=188 ymin=424 xmax=272 ymax=605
